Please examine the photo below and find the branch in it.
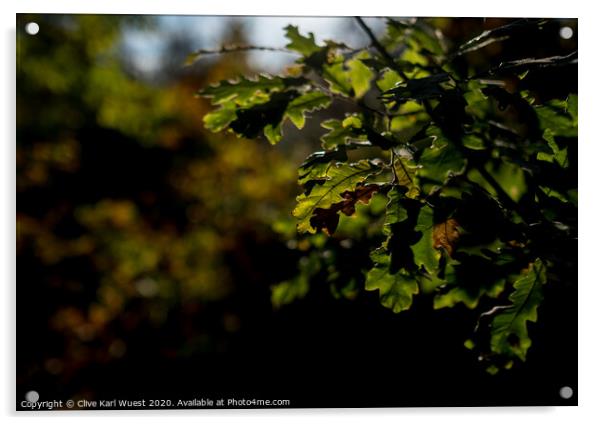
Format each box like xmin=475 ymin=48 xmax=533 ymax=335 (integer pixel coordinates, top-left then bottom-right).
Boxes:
xmin=185 ymin=45 xmax=297 ymax=65
xmin=354 ymin=17 xmax=410 ymax=82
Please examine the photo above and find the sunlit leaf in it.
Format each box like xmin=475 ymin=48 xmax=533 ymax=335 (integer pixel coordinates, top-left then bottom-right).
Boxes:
xmin=308 ymin=183 xmax=381 ymax=234
xmin=365 ymin=246 xmax=419 ymax=313
xmin=285 ymin=91 xmax=332 ymax=129
xmin=293 ymin=160 xmax=382 ymax=233
xmin=203 ymin=102 xmax=237 ymax=132
xmin=490 ymin=259 xmax=547 ymax=361
xmin=199 ymin=74 xmax=305 ymax=106
xmin=284 ymin=25 xmax=322 ymax=57
xmin=393 ymin=155 xmax=420 ymax=198
xmin=536 ymin=95 xmax=578 ymax=138
xmin=320 ymin=116 xmax=367 ymax=149
xmin=347 ymin=52 xmax=375 ymax=98
xmin=410 ymin=204 xmax=439 ymax=274
xmin=376 ymin=69 xmax=403 ymax=92
xmin=323 ymin=61 xmax=354 ymax=96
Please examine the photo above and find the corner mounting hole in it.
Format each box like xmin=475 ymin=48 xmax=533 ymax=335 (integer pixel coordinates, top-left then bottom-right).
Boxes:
xmin=25 ymin=22 xmax=39 ymax=35
xmin=559 ymin=386 xmax=574 ymax=399
xmin=25 ymin=390 xmax=39 ymax=402
xmin=559 ymin=26 xmax=573 ymax=40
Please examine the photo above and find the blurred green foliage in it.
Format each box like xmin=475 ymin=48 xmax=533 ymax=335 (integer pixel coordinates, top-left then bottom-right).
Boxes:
xmin=17 ymin=15 xmax=302 ymax=394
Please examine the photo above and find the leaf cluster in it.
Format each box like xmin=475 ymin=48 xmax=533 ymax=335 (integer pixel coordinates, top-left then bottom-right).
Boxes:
xmin=199 ymin=18 xmax=577 ymax=371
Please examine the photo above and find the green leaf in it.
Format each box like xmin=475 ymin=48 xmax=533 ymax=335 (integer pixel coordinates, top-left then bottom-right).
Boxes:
xmin=307 ymin=184 xmax=381 ymax=234
xmin=285 ymin=91 xmax=331 ymax=129
xmin=490 ymin=259 xmax=547 ymax=361
xmin=271 ymin=275 xmax=310 ymax=308
xmin=203 ymin=102 xmax=237 ymax=132
xmin=535 ymin=97 xmax=577 ymax=138
xmin=381 ymin=73 xmax=451 ymax=106
xmin=411 ymin=23 xmax=446 ymax=56
xmin=199 ymin=74 xmax=305 ymax=106
xmin=462 ymin=134 xmax=486 ymax=150
xmin=464 ymin=81 xmax=489 ymax=120
xmin=433 ymin=256 xmax=506 ymax=310
xmin=320 ymin=116 xmax=367 ymax=149
xmin=537 ymin=128 xmax=568 ymax=168
xmin=416 ymin=129 xmax=467 ymax=193
xmin=298 ymin=148 xmax=348 ymax=187
xmin=393 ymin=155 xmax=420 ymax=198
xmin=323 ymin=61 xmax=354 ymax=96
xmin=229 ymin=91 xmax=297 ymax=143
xmin=385 ymin=19 xmax=446 ymax=57
xmin=284 ymin=25 xmax=322 ymax=57
xmin=263 ymin=122 xmax=284 ymax=145
xmin=320 ymin=52 xmax=375 ymax=98
xmin=271 ymin=251 xmax=321 ymax=308
xmin=365 ymin=246 xmax=419 ymax=313
xmin=347 ymin=52 xmax=375 ymax=98
xmin=384 ymin=186 xmax=408 ymax=235
xmin=293 ymin=160 xmax=382 ymax=233
xmin=225 ymin=90 xmax=330 ymax=144
xmin=567 ymin=94 xmax=577 ymax=121
xmin=342 ymin=115 xmax=362 ymax=129
xmin=486 ymin=161 xmax=528 ymax=202
xmin=376 ymin=69 xmax=403 ymax=92
xmin=410 ymin=204 xmax=439 ymax=275
xmin=201 ymin=76 xmax=323 ymax=142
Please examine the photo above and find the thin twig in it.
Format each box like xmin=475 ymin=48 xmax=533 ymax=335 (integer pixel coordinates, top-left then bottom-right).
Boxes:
xmin=186 ymin=45 xmax=297 ymax=65
xmin=390 ymin=150 xmax=399 ymax=184
xmin=354 ymin=17 xmax=410 ymax=82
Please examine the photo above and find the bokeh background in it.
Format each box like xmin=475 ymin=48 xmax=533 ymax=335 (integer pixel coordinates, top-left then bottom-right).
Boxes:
xmin=16 ymin=15 xmax=577 ymax=407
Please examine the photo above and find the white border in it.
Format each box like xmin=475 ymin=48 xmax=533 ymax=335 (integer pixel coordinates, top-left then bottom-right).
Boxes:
xmin=3 ymin=1 xmax=599 ymax=424
xmin=9 ymin=0 xmax=580 ymax=17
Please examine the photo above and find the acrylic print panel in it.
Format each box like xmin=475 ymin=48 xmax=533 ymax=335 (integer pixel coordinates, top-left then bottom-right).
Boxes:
xmin=16 ymin=14 xmax=577 ymax=410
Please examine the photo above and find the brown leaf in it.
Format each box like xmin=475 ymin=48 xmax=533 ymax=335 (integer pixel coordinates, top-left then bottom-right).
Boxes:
xmin=309 ymin=184 xmax=381 ymax=234
xmin=433 ymin=218 xmax=461 ymax=256
xmin=310 ymin=204 xmax=342 ymax=235
xmin=339 ymin=184 xmax=381 ymax=216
